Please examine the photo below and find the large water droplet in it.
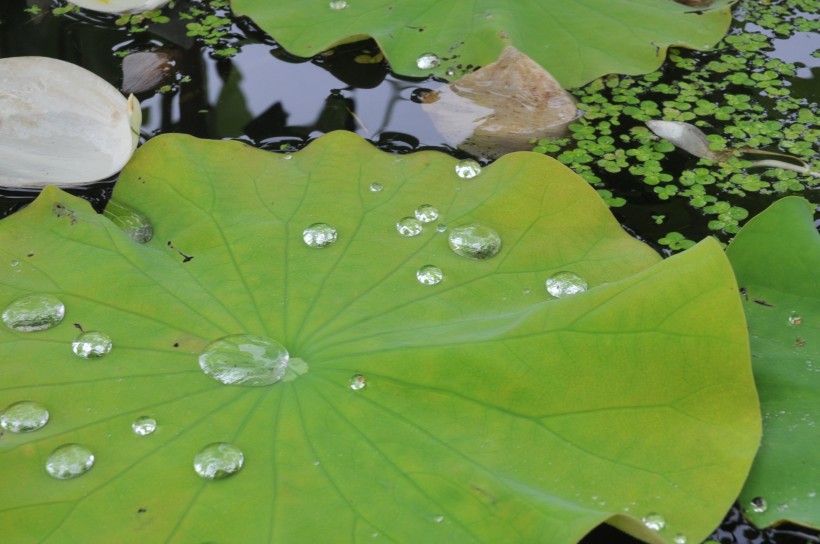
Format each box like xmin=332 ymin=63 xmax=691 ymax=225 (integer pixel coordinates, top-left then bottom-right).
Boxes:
xmin=132 ymin=416 xmax=157 ymax=436
xmin=349 ymin=374 xmax=367 ymax=391
xmin=642 ymin=513 xmax=665 ymax=531
xmin=45 ymin=444 xmax=95 ymax=479
xmin=102 ymin=199 xmax=154 ymax=243
xmin=416 ymin=53 xmax=440 ymax=70
xmin=369 ymin=182 xmax=383 ymax=192
xmin=199 ymin=335 xmax=289 ymax=386
xmin=455 ymin=159 xmax=481 ymax=179
xmin=194 ymin=442 xmax=244 ymax=480
xmin=448 ymin=224 xmax=501 ymax=259
xmin=750 ymin=496 xmax=768 ymax=513
xmin=396 ymin=217 xmax=423 ymax=237
xmin=72 ymin=331 xmax=113 ymax=359
xmin=545 ymin=272 xmax=588 ymax=298
xmin=303 ymin=223 xmax=338 ymax=248
xmin=414 ymin=204 xmax=439 ymax=223
xmin=329 ymin=0 xmax=347 ymax=9
xmin=2 ymin=293 xmax=65 ymax=332
xmin=0 ymin=400 xmax=49 ymax=432
xmin=416 ymin=265 xmax=444 ymax=285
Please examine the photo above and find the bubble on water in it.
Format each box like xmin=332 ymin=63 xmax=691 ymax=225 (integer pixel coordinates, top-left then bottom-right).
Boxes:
xmin=414 ymin=204 xmax=439 ymax=223
xmin=642 ymin=513 xmax=665 ymax=531
xmin=2 ymin=293 xmax=65 ymax=332
xmin=454 ymin=159 xmax=481 ymax=179
xmin=749 ymin=496 xmax=768 ymax=513
xmin=349 ymin=374 xmax=367 ymax=391
xmin=448 ymin=223 xmax=501 ymax=260
xmin=416 ymin=53 xmax=440 ymax=70
xmin=132 ymin=416 xmax=157 ymax=436
xmin=72 ymin=331 xmax=113 ymax=359
xmin=102 ymin=199 xmax=154 ymax=243
xmin=673 ymin=534 xmax=687 ymax=544
xmin=0 ymin=400 xmax=49 ymax=433
xmin=369 ymin=182 xmax=383 ymax=192
xmin=329 ymin=0 xmax=347 ymax=9
xmin=416 ymin=265 xmax=444 ymax=285
xmin=396 ymin=217 xmax=423 ymax=237
xmin=789 ymin=312 xmax=802 ymax=326
xmin=45 ymin=444 xmax=95 ymax=480
xmin=193 ymin=442 xmax=244 ymax=480
xmin=199 ymin=334 xmax=290 ymax=386
xmin=546 ymin=272 xmax=588 ymax=298
xmin=303 ymin=223 xmax=338 ymax=248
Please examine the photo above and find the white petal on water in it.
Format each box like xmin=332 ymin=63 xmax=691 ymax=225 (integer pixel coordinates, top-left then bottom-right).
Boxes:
xmin=645 ymin=120 xmax=721 ymax=161
xmin=68 ymin=0 xmax=170 ymax=14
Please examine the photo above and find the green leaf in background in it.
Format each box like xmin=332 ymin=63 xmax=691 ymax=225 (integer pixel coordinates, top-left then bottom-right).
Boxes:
xmin=726 ymin=196 xmax=820 ymax=530
xmin=230 ymin=0 xmax=733 ymax=88
xmin=0 ymin=132 xmax=759 ymax=543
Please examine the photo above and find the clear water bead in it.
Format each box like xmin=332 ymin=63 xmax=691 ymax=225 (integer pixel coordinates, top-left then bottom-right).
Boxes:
xmin=642 ymin=513 xmax=665 ymax=531
xmin=0 ymin=400 xmax=49 ymax=432
xmin=673 ymin=534 xmax=687 ymax=544
xmin=2 ymin=293 xmax=65 ymax=332
xmin=102 ymin=199 xmax=153 ymax=243
xmin=369 ymin=182 xmax=383 ymax=192
xmin=750 ymin=496 xmax=768 ymax=513
xmin=45 ymin=444 xmax=95 ymax=479
xmin=396 ymin=217 xmax=423 ymax=237
xmin=416 ymin=53 xmax=440 ymax=70
xmin=349 ymin=374 xmax=367 ymax=391
xmin=414 ymin=204 xmax=439 ymax=223
xmin=303 ymin=223 xmax=338 ymax=248
xmin=199 ymin=334 xmax=289 ymax=386
xmin=329 ymin=0 xmax=347 ymax=9
xmin=72 ymin=331 xmax=113 ymax=359
xmin=448 ymin=223 xmax=501 ymax=260
xmin=436 ymin=224 xmax=447 ymax=233
xmin=454 ymin=159 xmax=481 ymax=179
xmin=416 ymin=265 xmax=444 ymax=285
xmin=132 ymin=416 xmax=157 ymax=436
xmin=789 ymin=313 xmax=802 ymax=325
xmin=194 ymin=442 xmax=244 ymax=480
xmin=546 ymin=272 xmax=588 ymax=298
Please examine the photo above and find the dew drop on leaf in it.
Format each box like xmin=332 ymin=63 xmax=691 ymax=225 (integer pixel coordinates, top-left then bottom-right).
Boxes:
xmin=45 ymin=444 xmax=95 ymax=480
xmin=102 ymin=199 xmax=153 ymax=243
xmin=193 ymin=442 xmax=244 ymax=480
xmin=788 ymin=312 xmax=802 ymax=325
xmin=448 ymin=224 xmax=501 ymax=260
xmin=349 ymin=374 xmax=367 ymax=391
xmin=199 ymin=335 xmax=289 ymax=386
xmin=414 ymin=204 xmax=439 ymax=223
xmin=131 ymin=416 xmax=157 ymax=436
xmin=302 ymin=223 xmax=338 ymax=248
xmin=328 ymin=0 xmax=347 ymax=9
xmin=546 ymin=272 xmax=588 ymax=298
xmin=436 ymin=223 xmax=447 ymax=233
xmin=0 ymin=400 xmax=49 ymax=433
xmin=454 ymin=159 xmax=481 ymax=179
xmin=673 ymin=534 xmax=687 ymax=544
xmin=642 ymin=512 xmax=665 ymax=531
xmin=2 ymin=293 xmax=65 ymax=332
xmin=416 ymin=265 xmax=443 ymax=285
xmin=369 ymin=182 xmax=383 ymax=192
xmin=416 ymin=53 xmax=440 ymax=70
xmin=396 ymin=217 xmax=423 ymax=237
xmin=72 ymin=331 xmax=113 ymax=359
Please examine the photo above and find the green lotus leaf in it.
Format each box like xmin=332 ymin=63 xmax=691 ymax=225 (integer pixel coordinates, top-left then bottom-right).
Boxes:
xmin=0 ymin=132 xmax=759 ymax=543
xmin=727 ymin=196 xmax=820 ymax=529
xmin=230 ymin=0 xmax=734 ymax=88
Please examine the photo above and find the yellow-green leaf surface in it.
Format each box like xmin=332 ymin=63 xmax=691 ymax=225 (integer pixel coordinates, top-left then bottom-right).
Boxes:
xmin=230 ymin=0 xmax=733 ymax=88
xmin=727 ymin=197 xmax=820 ymax=529
xmin=0 ymin=132 xmax=759 ymax=543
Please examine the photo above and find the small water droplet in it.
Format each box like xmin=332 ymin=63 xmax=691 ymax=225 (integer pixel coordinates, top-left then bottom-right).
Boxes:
xmin=0 ymin=400 xmax=49 ymax=432
xmin=303 ymin=223 xmax=338 ymax=248
xmin=433 ymin=515 xmax=444 ymax=523
xmin=2 ymin=293 xmax=65 ymax=332
xmin=329 ymin=0 xmax=347 ymax=9
xmin=369 ymin=182 xmax=383 ymax=192
xmin=350 ymin=374 xmax=367 ymax=391
xmin=132 ymin=416 xmax=157 ymax=436
xmin=416 ymin=265 xmax=444 ymax=285
xmin=673 ymin=534 xmax=687 ymax=544
xmin=642 ymin=513 xmax=665 ymax=531
xmin=445 ymin=68 xmax=455 ymax=77
xmin=546 ymin=272 xmax=588 ymax=298
xmin=72 ymin=331 xmax=113 ymax=359
xmin=436 ymin=223 xmax=447 ymax=233
xmin=789 ymin=313 xmax=802 ymax=325
xmin=45 ymin=444 xmax=95 ymax=479
xmin=776 ymin=503 xmax=789 ymax=513
xmin=416 ymin=53 xmax=440 ymax=70
xmin=10 ymin=259 xmax=19 ymax=267
xmin=414 ymin=204 xmax=439 ymax=223
xmin=102 ymin=199 xmax=153 ymax=243
xmin=454 ymin=159 xmax=481 ymax=179
xmin=448 ymin=223 xmax=501 ymax=260
xmin=193 ymin=442 xmax=244 ymax=480
xmin=282 ymin=152 xmax=293 ymax=160
xmin=750 ymin=496 xmax=768 ymax=513
xmin=396 ymin=217 xmax=423 ymax=237
xmin=199 ymin=335 xmax=289 ymax=386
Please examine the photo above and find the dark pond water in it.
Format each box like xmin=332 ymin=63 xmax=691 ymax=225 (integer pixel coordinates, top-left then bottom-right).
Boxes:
xmin=0 ymin=0 xmax=818 ymax=542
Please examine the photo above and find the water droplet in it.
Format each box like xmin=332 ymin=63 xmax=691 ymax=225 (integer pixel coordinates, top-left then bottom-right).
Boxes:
xmin=433 ymin=515 xmax=444 ymax=523
xmin=436 ymin=223 xmax=447 ymax=233
xmin=414 ymin=204 xmax=439 ymax=223
xmin=45 ymin=444 xmax=95 ymax=479
xmin=72 ymin=331 xmax=113 ymax=359
xmin=642 ymin=513 xmax=665 ymax=531
xmin=132 ymin=416 xmax=157 ymax=436
xmin=329 ymin=0 xmax=347 ymax=9
xmin=193 ymin=442 xmax=244 ymax=480
xmin=303 ymin=223 xmax=338 ymax=248
xmin=102 ymin=199 xmax=153 ymax=243
xmin=454 ymin=159 xmax=481 ymax=179
xmin=445 ymin=68 xmax=455 ymax=77
xmin=199 ymin=334 xmax=289 ymax=386
xmin=673 ymin=534 xmax=687 ymax=544
xmin=546 ymin=272 xmax=588 ymax=298
xmin=282 ymin=152 xmax=293 ymax=160
xmin=448 ymin=223 xmax=501 ymax=260
xmin=10 ymin=259 xmax=19 ymax=267
xmin=0 ymin=400 xmax=49 ymax=432
xmin=2 ymin=293 xmax=65 ymax=332
xmin=416 ymin=265 xmax=443 ymax=285
xmin=776 ymin=503 xmax=789 ymax=513
xmin=349 ymin=374 xmax=367 ymax=390
xmin=789 ymin=313 xmax=802 ymax=325
xmin=416 ymin=53 xmax=440 ymax=70
xmin=396 ymin=217 xmax=423 ymax=237
xmin=750 ymin=496 xmax=768 ymax=513
xmin=369 ymin=182 xmax=383 ymax=192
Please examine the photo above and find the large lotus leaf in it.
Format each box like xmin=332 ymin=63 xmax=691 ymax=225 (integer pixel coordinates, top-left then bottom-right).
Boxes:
xmin=0 ymin=132 xmax=759 ymax=543
xmin=230 ymin=0 xmax=734 ymax=88
xmin=726 ymin=197 xmax=820 ymax=529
